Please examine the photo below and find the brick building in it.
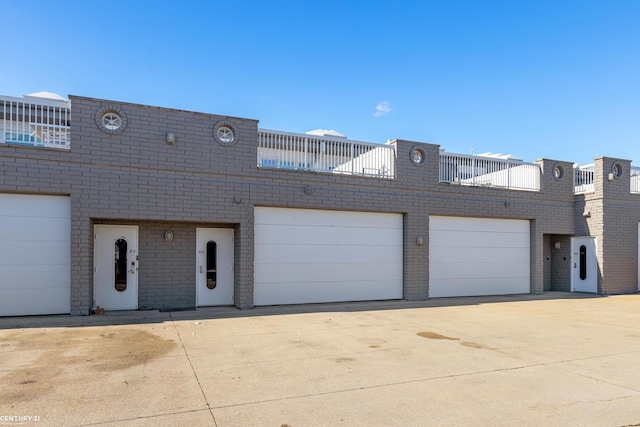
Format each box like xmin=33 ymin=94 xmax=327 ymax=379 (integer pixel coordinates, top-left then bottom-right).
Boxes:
xmin=1 ymin=92 xmax=638 ymax=316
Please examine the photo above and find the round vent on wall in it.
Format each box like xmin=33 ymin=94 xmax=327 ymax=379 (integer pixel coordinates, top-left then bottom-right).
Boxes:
xmin=410 ymin=147 xmax=426 ymax=166
xmin=213 ymin=121 xmax=237 ymax=146
xmin=96 ymin=106 xmax=128 ymax=134
xmin=553 ymin=164 xmax=564 ymax=180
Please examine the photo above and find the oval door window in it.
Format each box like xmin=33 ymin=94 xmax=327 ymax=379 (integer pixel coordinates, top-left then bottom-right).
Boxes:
xmin=579 ymin=244 xmax=587 ymax=280
xmin=114 ymin=239 xmax=128 ymax=292
xmin=206 ymin=241 xmax=217 ymax=289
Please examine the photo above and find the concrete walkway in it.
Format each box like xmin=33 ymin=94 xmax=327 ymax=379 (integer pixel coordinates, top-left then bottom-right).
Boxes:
xmin=1 ymin=292 xmax=640 ymax=426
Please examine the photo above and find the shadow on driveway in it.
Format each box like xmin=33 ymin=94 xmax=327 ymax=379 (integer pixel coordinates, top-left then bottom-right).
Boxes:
xmin=0 ymin=291 xmax=602 ymax=330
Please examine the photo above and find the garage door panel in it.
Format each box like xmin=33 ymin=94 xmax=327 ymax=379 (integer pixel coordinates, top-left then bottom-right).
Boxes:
xmin=255 ymin=244 xmax=402 ymax=265
xmin=430 ymin=230 xmax=529 ymax=248
xmin=0 ymin=194 xmax=70 ymax=316
xmin=429 ymin=216 xmax=530 ymax=298
xmin=255 ymin=262 xmax=403 ymax=284
xmin=0 ymin=216 xmax=70 ymax=241
xmin=0 ymin=194 xmax=70 ymax=217
xmin=255 ymin=223 xmax=402 ymax=246
xmin=256 ymin=207 xmax=402 ymax=229
xmin=430 ymin=246 xmax=529 ymax=264
xmin=0 ymin=288 xmax=70 ymax=316
xmin=429 ymin=277 xmax=530 ymax=298
xmin=255 ymin=280 xmax=403 ymax=306
xmin=1 ymin=265 xmax=70 ymax=290
xmin=429 ymin=261 xmax=530 ymax=280
xmin=0 ymin=241 xmax=70 ymax=265
xmin=254 ymin=207 xmax=403 ymax=306
xmin=430 ymin=216 xmax=529 ymax=233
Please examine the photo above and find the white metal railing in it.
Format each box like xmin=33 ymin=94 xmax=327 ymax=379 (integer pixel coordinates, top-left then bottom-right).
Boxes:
xmin=1 ymin=95 xmax=70 ymax=149
xmin=574 ymin=164 xmax=594 ymax=194
xmin=257 ymin=129 xmax=395 ymax=179
xmin=631 ymin=166 xmax=640 ymax=194
xmin=439 ymin=152 xmax=541 ymax=191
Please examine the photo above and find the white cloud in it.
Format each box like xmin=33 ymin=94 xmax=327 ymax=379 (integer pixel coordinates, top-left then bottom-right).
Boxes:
xmin=373 ymin=101 xmax=391 ymax=117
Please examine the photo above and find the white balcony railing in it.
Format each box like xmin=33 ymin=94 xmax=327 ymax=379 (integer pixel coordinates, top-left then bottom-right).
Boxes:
xmin=574 ymin=164 xmax=594 ymax=194
xmin=1 ymin=95 xmax=70 ymax=149
xmin=631 ymin=166 xmax=640 ymax=194
xmin=258 ymin=129 xmax=395 ymax=179
xmin=439 ymin=152 xmax=541 ymax=191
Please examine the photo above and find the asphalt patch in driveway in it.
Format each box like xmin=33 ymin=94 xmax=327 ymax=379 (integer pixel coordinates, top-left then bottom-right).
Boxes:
xmin=0 ymin=328 xmax=175 ymax=404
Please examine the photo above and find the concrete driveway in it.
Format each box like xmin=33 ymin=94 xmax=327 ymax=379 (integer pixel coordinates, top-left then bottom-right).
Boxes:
xmin=1 ymin=292 xmax=640 ymax=426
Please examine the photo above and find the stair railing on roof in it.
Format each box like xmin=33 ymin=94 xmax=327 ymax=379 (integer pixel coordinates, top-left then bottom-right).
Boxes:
xmin=439 ymin=152 xmax=541 ymax=192
xmin=257 ymin=129 xmax=396 ymax=179
xmin=0 ymin=95 xmax=71 ymax=149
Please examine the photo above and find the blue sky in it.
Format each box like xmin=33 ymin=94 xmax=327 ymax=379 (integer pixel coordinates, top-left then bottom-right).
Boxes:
xmin=3 ymin=1 xmax=639 ymax=165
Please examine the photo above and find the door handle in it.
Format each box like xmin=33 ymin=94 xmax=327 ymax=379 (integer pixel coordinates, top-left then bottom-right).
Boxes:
xmin=200 ymin=265 xmax=204 ymax=274
xmin=129 ymin=261 xmax=136 ymax=274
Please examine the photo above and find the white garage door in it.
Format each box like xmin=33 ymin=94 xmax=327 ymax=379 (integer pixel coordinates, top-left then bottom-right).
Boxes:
xmin=429 ymin=216 xmax=530 ymax=298
xmin=254 ymin=207 xmax=403 ymax=305
xmin=0 ymin=194 xmax=70 ymax=316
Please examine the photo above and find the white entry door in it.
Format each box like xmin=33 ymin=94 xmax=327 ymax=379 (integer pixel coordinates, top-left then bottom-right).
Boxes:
xmin=196 ymin=228 xmax=234 ymax=306
xmin=571 ymin=237 xmax=597 ymax=293
xmin=94 ymin=225 xmax=139 ymax=310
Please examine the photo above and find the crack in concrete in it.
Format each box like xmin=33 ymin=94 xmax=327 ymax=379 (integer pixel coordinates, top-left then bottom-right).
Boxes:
xmin=209 ymin=355 xmax=640 ymax=410
xmin=548 ymin=364 xmax=640 ymax=394
xmin=74 ymin=408 xmax=213 ymax=426
xmin=170 ymin=314 xmax=218 ymax=427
